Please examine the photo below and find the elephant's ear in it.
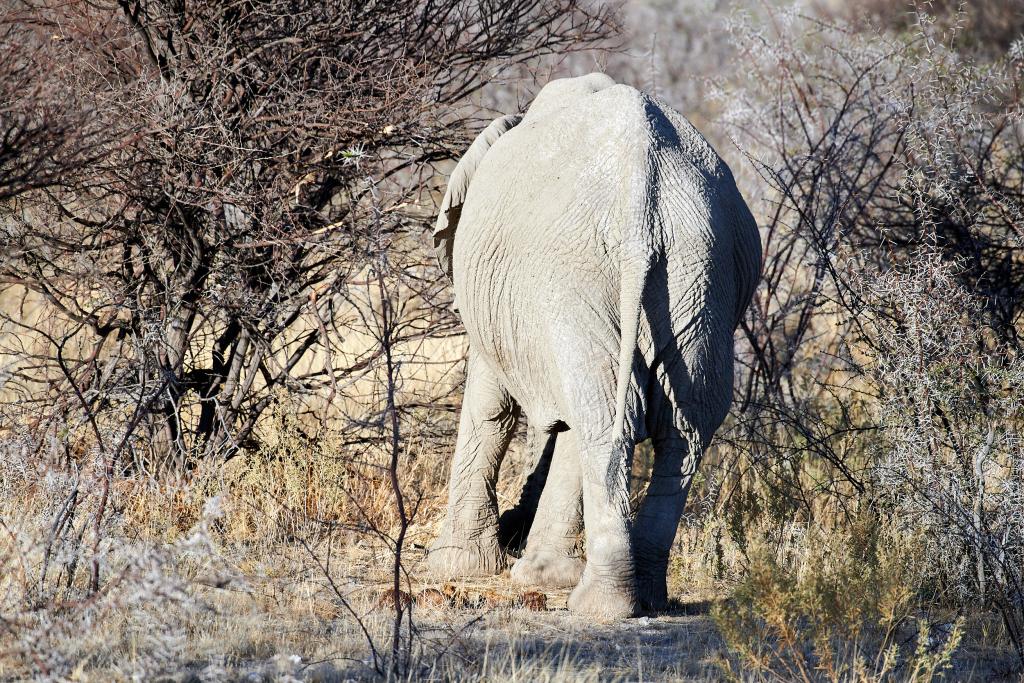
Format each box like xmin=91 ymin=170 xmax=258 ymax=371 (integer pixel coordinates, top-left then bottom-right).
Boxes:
xmin=434 ymin=114 xmax=522 ymax=282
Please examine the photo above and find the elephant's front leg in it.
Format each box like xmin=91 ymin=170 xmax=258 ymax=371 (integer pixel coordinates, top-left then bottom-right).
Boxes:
xmin=510 ymin=428 xmax=584 ymax=588
xmin=427 ymin=353 xmax=519 ymax=577
xmin=566 ymin=429 xmax=638 ymax=620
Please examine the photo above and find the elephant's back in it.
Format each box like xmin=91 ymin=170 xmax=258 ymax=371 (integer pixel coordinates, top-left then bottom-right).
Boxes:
xmin=460 ymin=84 xmax=741 ymax=258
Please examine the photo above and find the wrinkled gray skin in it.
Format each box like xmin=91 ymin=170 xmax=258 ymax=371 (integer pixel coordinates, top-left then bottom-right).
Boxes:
xmin=428 ymin=74 xmax=761 ymax=620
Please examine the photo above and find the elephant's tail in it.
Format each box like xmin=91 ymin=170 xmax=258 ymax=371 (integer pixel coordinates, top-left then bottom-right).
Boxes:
xmin=611 ymin=245 xmax=651 ymax=446
xmin=612 ymin=94 xmax=660 ymax=448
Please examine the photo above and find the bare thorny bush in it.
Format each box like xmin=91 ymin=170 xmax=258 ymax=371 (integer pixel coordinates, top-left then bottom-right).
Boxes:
xmin=1 ymin=450 xmax=241 ymax=680
xmin=0 ymin=0 xmax=612 ymax=470
xmin=694 ymin=3 xmax=1024 ymax=674
xmin=0 ymin=0 xmax=616 ymax=678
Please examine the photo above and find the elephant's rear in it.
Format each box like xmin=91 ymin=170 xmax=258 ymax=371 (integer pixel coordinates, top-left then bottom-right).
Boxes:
xmin=451 ymin=84 xmax=658 ymax=425
xmin=654 ymin=102 xmax=761 ymax=330
xmin=452 ymin=81 xmax=760 ymax=438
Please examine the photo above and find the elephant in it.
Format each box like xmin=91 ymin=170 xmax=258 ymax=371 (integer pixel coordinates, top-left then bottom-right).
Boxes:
xmin=427 ymin=73 xmax=761 ymax=620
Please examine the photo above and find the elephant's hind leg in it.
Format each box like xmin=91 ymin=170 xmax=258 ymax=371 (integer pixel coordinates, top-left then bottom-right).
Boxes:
xmin=427 ymin=352 xmax=519 ymax=577
xmin=510 ymin=428 xmax=584 ymax=589
xmin=632 ymin=432 xmax=699 ymax=611
xmin=566 ymin=427 xmax=639 ymax=620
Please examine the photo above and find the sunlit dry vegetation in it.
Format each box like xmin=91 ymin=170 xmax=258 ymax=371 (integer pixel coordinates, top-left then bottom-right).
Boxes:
xmin=2 ymin=0 xmax=1024 ymax=680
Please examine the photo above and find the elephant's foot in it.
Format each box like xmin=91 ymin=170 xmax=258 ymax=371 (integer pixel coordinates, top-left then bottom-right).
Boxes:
xmin=567 ymin=572 xmax=637 ymax=621
xmin=636 ymin=571 xmax=669 ymax=612
xmin=510 ymin=550 xmax=584 ymax=589
xmin=426 ymin=531 xmax=506 ymax=578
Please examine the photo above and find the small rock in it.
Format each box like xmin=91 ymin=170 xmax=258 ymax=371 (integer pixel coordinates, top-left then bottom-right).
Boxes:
xmin=481 ymin=588 xmax=510 ymax=608
xmin=436 ymin=583 xmax=480 ymax=608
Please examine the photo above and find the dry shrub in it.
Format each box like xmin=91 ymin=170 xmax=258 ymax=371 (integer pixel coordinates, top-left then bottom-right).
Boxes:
xmin=0 ymin=408 xmax=451 ymax=680
xmin=813 ymin=0 xmax=1024 ymax=60
xmin=213 ymin=403 xmax=447 ymax=546
xmin=0 ymin=435 xmax=241 ymax=680
xmin=0 ymin=0 xmax=616 ymax=472
xmin=713 ymin=517 xmax=962 ymax=682
xmin=860 ymin=251 xmax=1024 ymax=656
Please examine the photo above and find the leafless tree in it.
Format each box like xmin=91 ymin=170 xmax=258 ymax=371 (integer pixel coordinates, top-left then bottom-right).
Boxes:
xmin=0 ymin=0 xmax=616 ymax=472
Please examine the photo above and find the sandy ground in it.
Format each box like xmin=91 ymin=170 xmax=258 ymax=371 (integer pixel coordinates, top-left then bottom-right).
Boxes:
xmin=142 ymin=543 xmax=1023 ymax=682
xmin=410 ymin=586 xmax=726 ymax=681
xmin=141 ymin=541 xmax=728 ymax=682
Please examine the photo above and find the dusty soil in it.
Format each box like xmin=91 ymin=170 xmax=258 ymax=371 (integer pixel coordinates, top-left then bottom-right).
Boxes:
xmin=410 ymin=584 xmax=727 ymax=681
xmin=151 ymin=544 xmax=1021 ymax=682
